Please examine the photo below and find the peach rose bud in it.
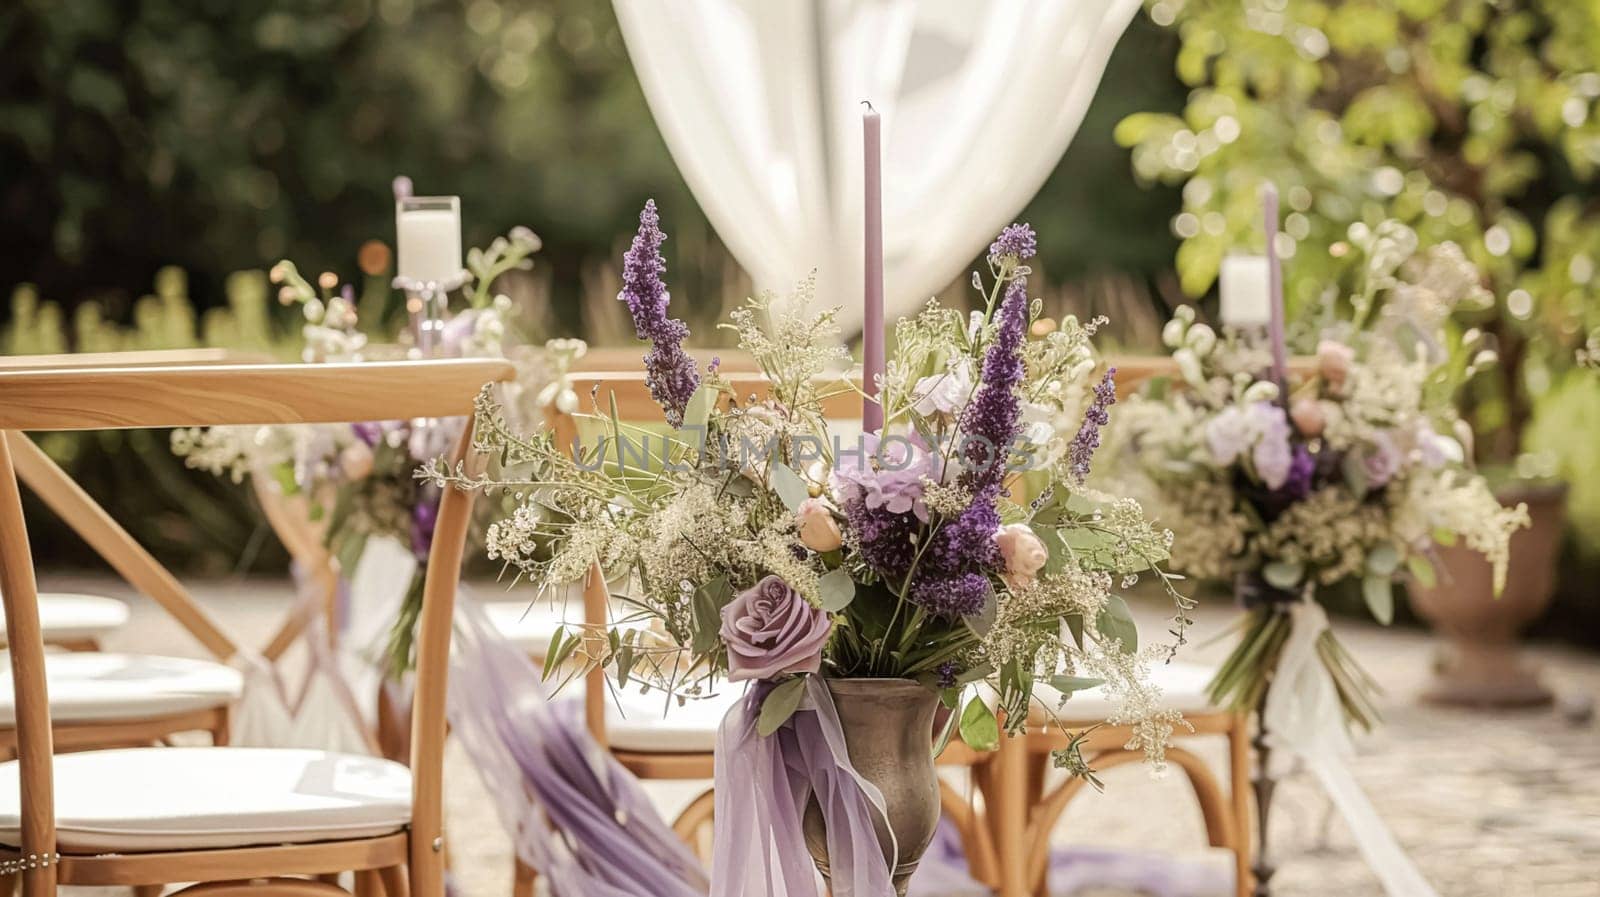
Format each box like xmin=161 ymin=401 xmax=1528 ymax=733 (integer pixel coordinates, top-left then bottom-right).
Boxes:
xmin=796 ymin=497 xmax=843 ymax=552
xmin=994 ymin=523 xmax=1049 ymax=590
xmin=1316 ymin=340 xmax=1355 ymax=390
xmin=1290 ymin=397 xmax=1326 ymax=437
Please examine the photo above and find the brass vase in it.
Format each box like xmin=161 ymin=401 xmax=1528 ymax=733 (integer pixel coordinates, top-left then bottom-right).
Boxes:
xmin=801 ymin=677 xmax=941 ymax=897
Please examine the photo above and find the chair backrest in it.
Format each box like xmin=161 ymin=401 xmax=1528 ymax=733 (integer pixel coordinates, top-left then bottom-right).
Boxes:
xmin=0 ymin=357 xmax=513 ymax=895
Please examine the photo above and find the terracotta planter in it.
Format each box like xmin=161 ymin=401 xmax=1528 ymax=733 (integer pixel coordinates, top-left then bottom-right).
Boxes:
xmin=1408 ymin=481 xmax=1566 ymax=707
xmin=801 ymin=678 xmax=941 ymax=897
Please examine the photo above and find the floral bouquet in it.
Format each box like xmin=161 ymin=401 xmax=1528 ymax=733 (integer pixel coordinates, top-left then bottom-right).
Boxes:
xmin=1105 ymin=221 xmax=1529 ymax=729
xmin=426 ymin=201 xmax=1193 ymax=782
xmin=173 ymin=218 xmax=578 ymax=676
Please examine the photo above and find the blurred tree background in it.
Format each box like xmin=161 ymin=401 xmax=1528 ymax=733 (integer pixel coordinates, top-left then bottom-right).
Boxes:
xmin=0 ymin=0 xmax=1185 ymax=572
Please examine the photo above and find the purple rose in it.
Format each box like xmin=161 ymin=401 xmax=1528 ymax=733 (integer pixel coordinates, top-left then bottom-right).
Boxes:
xmin=719 ymin=575 xmax=832 ymax=682
xmin=1362 ymin=431 xmax=1402 ymax=488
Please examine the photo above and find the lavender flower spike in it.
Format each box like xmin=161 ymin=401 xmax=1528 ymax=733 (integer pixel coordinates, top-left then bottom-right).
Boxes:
xmin=988 ymin=223 xmax=1037 ymax=264
xmin=619 ymin=200 xmax=700 ymax=427
xmin=1067 ymin=367 xmax=1117 ymax=483
xmin=962 ymin=279 xmax=1029 ymax=492
xmin=904 ymin=280 xmax=1030 ymax=619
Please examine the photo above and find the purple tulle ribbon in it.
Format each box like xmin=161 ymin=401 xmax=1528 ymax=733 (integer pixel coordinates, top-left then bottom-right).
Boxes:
xmin=447 ymin=600 xmax=708 ymax=897
xmin=711 ymin=677 xmax=896 ymax=897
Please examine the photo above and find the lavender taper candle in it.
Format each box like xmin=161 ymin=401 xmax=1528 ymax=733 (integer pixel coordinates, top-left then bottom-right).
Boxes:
xmin=1262 ymin=183 xmax=1289 ymax=401
xmin=862 ymin=102 xmax=885 ymax=434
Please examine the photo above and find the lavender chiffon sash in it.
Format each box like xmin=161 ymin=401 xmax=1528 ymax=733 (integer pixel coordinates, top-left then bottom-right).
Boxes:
xmin=710 ymin=676 xmax=896 ymax=897
xmin=447 ymin=599 xmax=707 ymax=897
xmin=449 ymin=596 xmax=978 ymax=897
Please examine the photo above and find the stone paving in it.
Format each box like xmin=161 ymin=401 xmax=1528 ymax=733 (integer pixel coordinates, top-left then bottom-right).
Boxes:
xmin=35 ymin=573 xmax=1600 ymax=897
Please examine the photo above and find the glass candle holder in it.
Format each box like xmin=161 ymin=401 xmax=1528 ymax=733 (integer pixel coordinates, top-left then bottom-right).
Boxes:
xmin=396 ymin=195 xmax=462 ymax=285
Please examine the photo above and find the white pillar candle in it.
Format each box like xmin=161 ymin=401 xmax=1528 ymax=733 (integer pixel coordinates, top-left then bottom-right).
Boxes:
xmin=396 ymin=196 xmax=463 ymax=284
xmin=1219 ymin=254 xmax=1271 ymax=327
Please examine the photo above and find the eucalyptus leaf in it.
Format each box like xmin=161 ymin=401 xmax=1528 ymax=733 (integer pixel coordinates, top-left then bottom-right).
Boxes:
xmin=1040 ymin=527 xmax=1069 ymax=575
xmin=1362 ymin=575 xmax=1395 ymax=626
xmin=614 ymin=634 xmax=634 ymax=689
xmin=757 ymin=676 xmax=807 ymax=737
xmin=1407 ymin=555 xmax=1437 ymax=589
xmin=691 ymin=577 xmax=733 ymax=654
xmin=1342 ymin=451 xmax=1370 ymax=496
xmin=817 ymin=568 xmax=856 ymax=612
xmin=1262 ymin=560 xmax=1305 ymax=590
xmin=1095 ymin=595 xmax=1138 ymax=653
xmin=958 ymin=696 xmax=1000 ymax=752
xmin=1065 ymin=613 xmax=1085 ymax=651
xmin=768 ymin=462 xmax=810 ymax=512
xmin=681 ymin=383 xmax=714 ymax=432
xmin=1365 ymin=543 xmax=1400 ymax=577
xmin=1048 ymin=674 xmax=1105 ymax=695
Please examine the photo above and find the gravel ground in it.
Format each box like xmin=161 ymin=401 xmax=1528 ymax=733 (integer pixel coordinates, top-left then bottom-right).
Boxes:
xmin=33 ymin=573 xmax=1600 ymax=897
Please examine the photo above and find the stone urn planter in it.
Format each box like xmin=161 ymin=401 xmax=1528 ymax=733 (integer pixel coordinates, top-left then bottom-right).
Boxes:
xmin=1408 ymin=481 xmax=1566 ymax=707
xmin=801 ymin=677 xmax=941 ymax=897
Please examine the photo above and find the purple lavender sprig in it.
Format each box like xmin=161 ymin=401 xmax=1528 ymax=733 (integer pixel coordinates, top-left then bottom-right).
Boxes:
xmin=906 ymin=279 xmax=1030 ymax=618
xmin=988 ymin=223 xmax=1037 ymax=264
xmin=961 ymin=278 xmax=1029 ymax=493
xmin=618 ymin=200 xmax=700 ymax=427
xmin=1067 ymin=368 xmax=1118 ymax=483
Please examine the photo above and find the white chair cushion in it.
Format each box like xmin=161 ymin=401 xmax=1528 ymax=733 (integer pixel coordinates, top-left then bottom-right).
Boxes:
xmin=483 ymin=600 xmax=574 ymax=657
xmin=604 ymin=684 xmax=745 ymax=753
xmin=1046 ymin=660 xmax=1220 ymax=724
xmin=0 ymin=593 xmax=129 ymax=645
xmin=0 ymin=747 xmax=410 ymax=852
xmin=0 ymin=653 xmax=244 ymax=726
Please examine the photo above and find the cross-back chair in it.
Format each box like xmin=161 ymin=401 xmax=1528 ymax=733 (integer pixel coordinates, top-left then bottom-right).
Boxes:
xmin=990 ymin=355 xmax=1319 ymax=897
xmin=0 ymin=354 xmax=250 ymax=658
xmin=0 ymin=357 xmax=512 ymax=897
xmin=0 ymin=349 xmax=379 ymax=760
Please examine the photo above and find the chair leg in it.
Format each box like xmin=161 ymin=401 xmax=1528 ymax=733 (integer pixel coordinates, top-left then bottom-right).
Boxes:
xmin=134 ymin=885 xmax=164 ymax=897
xmin=354 ymin=869 xmax=383 ymax=897
xmin=379 ymin=865 xmax=410 ymax=897
xmin=938 ymin=775 xmax=999 ymax=888
xmin=512 ymin=860 xmax=537 ymax=897
xmin=1229 ymin=714 xmax=1253 ymax=897
xmin=0 ymin=873 xmax=16 ymax=897
xmin=672 ymin=787 xmax=717 ymax=863
xmin=992 ymin=732 xmax=1031 ymax=897
xmin=212 ymin=706 xmax=230 ymax=747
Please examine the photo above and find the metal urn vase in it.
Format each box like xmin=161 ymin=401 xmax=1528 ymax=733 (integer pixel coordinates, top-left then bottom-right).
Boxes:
xmin=802 ymin=677 xmax=941 ymax=897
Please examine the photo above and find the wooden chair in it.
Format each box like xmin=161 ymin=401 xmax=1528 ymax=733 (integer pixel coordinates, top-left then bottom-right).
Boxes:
xmin=0 ymin=357 xmax=512 ymax=897
xmin=0 ymin=349 xmax=388 ymax=759
xmin=982 ymin=351 xmax=1314 ymax=897
xmin=993 ymin=665 xmax=1251 ymax=897
xmin=0 ymin=356 xmax=234 ymax=659
xmin=0 ymin=592 xmax=129 ymax=653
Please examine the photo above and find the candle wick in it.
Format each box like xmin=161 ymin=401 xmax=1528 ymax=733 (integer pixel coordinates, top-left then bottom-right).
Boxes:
xmin=860 ymin=99 xmax=876 ymax=112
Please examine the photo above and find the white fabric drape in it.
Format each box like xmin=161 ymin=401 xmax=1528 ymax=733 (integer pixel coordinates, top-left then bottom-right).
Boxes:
xmin=613 ymin=0 xmax=1142 ymax=334
xmin=1265 ymin=602 xmax=1440 ymax=897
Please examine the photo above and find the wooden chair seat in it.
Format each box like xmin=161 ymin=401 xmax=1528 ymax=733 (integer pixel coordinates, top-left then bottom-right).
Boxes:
xmin=481 ymin=599 xmax=580 ymax=657
xmin=0 ymin=653 xmax=241 ymax=727
xmin=0 ymin=747 xmax=410 ymax=853
xmin=0 ymin=593 xmax=128 ymax=651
